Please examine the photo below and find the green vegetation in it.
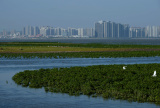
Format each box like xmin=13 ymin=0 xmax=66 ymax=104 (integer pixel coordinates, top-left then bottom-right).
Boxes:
xmin=12 ymin=63 xmax=160 ymax=104
xmin=1 ymin=51 xmax=160 ymax=59
xmin=8 ymin=42 xmax=160 ymax=104
xmin=1 ymin=42 xmax=160 ymax=48
xmin=0 ymin=42 xmax=160 ymax=58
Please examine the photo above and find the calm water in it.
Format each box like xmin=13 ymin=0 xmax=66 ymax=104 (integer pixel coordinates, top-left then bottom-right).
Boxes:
xmin=0 ymin=57 xmax=160 ymax=108
xmin=1 ymin=38 xmax=160 ymax=45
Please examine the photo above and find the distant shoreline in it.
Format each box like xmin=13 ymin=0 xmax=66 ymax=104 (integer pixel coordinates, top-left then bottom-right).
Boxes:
xmin=1 ymin=38 xmax=160 ymax=45
xmin=1 ymin=42 xmax=160 ymax=58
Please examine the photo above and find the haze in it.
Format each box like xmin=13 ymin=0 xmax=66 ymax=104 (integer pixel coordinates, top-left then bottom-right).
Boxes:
xmin=0 ymin=0 xmax=160 ymax=31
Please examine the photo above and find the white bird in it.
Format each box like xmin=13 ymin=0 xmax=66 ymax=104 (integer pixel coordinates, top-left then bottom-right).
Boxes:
xmin=123 ymin=66 xmax=127 ymax=70
xmin=152 ymin=70 xmax=157 ymax=77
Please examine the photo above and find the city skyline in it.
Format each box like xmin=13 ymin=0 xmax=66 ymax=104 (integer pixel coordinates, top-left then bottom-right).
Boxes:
xmin=0 ymin=0 xmax=160 ymax=32
xmin=1 ymin=20 xmax=160 ymax=38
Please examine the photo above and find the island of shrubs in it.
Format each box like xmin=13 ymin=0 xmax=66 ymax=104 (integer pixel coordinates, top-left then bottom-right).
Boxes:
xmin=12 ymin=63 xmax=160 ymax=104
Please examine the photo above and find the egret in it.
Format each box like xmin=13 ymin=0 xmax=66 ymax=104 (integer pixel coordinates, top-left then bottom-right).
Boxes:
xmin=152 ymin=70 xmax=157 ymax=77
xmin=123 ymin=66 xmax=127 ymax=70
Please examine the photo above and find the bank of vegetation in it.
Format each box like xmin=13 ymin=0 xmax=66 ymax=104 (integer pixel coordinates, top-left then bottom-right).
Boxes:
xmin=1 ymin=51 xmax=160 ymax=59
xmin=12 ymin=63 xmax=160 ymax=104
xmin=1 ymin=42 xmax=160 ymax=48
xmin=0 ymin=42 xmax=160 ymax=58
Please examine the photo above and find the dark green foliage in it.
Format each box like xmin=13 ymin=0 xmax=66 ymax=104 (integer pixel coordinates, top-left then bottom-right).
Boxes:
xmin=1 ymin=42 xmax=160 ymax=48
xmin=1 ymin=51 xmax=160 ymax=59
xmin=12 ymin=63 xmax=160 ymax=104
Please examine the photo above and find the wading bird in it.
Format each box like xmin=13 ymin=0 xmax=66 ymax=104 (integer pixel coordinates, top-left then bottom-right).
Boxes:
xmin=123 ymin=66 xmax=127 ymax=70
xmin=152 ymin=70 xmax=157 ymax=77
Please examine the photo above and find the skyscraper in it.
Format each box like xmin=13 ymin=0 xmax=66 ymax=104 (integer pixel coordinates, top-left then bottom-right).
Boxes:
xmin=117 ymin=23 xmax=124 ymax=38
xmin=124 ymin=24 xmax=130 ymax=38
xmin=22 ymin=27 xmax=25 ymax=36
xmin=95 ymin=20 xmax=130 ymax=38
xmin=40 ymin=27 xmax=48 ymax=36
xmin=95 ymin=20 xmax=105 ymax=38
xmin=111 ymin=22 xmax=116 ymax=38
xmin=146 ymin=26 xmax=159 ymax=37
xmin=23 ymin=26 xmax=34 ymax=36
xmin=104 ymin=21 xmax=111 ymax=38
xmin=129 ymin=27 xmax=145 ymax=38
xmin=78 ymin=28 xmax=83 ymax=37
xmin=33 ymin=26 xmax=40 ymax=36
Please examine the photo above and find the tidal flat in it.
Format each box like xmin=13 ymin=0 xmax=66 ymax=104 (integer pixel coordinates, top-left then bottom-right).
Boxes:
xmin=0 ymin=42 xmax=160 ymax=58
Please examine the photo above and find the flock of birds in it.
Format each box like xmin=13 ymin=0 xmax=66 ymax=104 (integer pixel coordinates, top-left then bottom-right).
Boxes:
xmin=122 ymin=66 xmax=157 ymax=77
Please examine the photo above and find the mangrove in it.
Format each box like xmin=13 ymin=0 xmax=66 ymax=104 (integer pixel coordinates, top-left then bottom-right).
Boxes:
xmin=12 ymin=63 xmax=160 ymax=104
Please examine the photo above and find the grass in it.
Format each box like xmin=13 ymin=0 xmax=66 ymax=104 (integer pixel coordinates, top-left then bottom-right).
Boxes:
xmin=0 ymin=42 xmax=160 ymax=53
xmin=1 ymin=42 xmax=160 ymax=58
xmin=0 ymin=46 xmax=126 ymax=53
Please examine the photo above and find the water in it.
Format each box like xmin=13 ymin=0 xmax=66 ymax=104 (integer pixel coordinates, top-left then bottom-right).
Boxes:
xmin=0 ymin=57 xmax=160 ymax=108
xmin=1 ymin=38 xmax=160 ymax=45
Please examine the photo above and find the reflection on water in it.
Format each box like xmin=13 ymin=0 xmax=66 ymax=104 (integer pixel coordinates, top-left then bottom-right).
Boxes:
xmin=0 ymin=57 xmax=160 ymax=108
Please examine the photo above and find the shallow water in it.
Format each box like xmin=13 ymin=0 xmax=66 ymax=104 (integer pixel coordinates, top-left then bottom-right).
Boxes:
xmin=0 ymin=57 xmax=160 ymax=108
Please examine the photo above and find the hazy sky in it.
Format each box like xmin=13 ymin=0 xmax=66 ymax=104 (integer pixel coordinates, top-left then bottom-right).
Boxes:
xmin=0 ymin=0 xmax=160 ymax=31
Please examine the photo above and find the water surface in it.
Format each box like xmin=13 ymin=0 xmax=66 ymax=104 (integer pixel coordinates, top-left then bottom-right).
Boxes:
xmin=0 ymin=57 xmax=160 ymax=108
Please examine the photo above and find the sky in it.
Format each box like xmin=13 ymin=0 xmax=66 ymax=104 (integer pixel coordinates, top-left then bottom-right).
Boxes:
xmin=0 ymin=0 xmax=160 ymax=31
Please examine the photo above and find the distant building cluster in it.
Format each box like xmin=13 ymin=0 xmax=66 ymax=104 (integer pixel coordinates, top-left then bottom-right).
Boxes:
xmin=95 ymin=20 xmax=160 ymax=38
xmin=0 ymin=20 xmax=160 ymax=39
xmin=0 ymin=26 xmax=95 ymax=39
xmin=95 ymin=21 xmax=129 ymax=38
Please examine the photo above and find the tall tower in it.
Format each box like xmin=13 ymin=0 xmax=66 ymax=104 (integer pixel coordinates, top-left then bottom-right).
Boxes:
xmin=95 ymin=20 xmax=105 ymax=38
xmin=124 ymin=24 xmax=130 ymax=38
xmin=33 ymin=26 xmax=40 ymax=36
xmin=22 ymin=27 xmax=25 ymax=36
xmin=78 ymin=28 xmax=83 ymax=37
xmin=104 ymin=21 xmax=111 ymax=38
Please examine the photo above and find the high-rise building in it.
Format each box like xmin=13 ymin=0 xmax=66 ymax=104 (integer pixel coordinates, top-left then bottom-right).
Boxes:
xmin=25 ymin=26 xmax=29 ymax=35
xmin=83 ymin=28 xmax=94 ymax=37
xmin=123 ymin=24 xmax=130 ymax=38
xmin=111 ymin=22 xmax=116 ymax=38
xmin=95 ymin=20 xmax=105 ymax=38
xmin=78 ymin=28 xmax=83 ymax=37
xmin=54 ymin=28 xmax=61 ymax=36
xmin=61 ymin=29 xmax=68 ymax=36
xmin=67 ymin=28 xmax=78 ymax=36
xmin=23 ymin=26 xmax=34 ymax=36
xmin=72 ymin=28 xmax=78 ymax=36
xmin=40 ymin=27 xmax=49 ymax=36
xmin=104 ymin=21 xmax=111 ymax=38
xmin=22 ymin=27 xmax=25 ymax=36
xmin=50 ymin=27 xmax=55 ymax=36
xmin=68 ymin=28 xmax=72 ymax=36
xmin=33 ymin=26 xmax=40 ymax=36
xmin=146 ymin=26 xmax=159 ymax=37
xmin=158 ymin=27 xmax=160 ymax=37
xmin=29 ymin=26 xmax=34 ymax=36
xmin=117 ymin=23 xmax=124 ymax=38
xmin=129 ymin=27 xmax=145 ymax=38
xmin=95 ymin=20 xmax=130 ymax=38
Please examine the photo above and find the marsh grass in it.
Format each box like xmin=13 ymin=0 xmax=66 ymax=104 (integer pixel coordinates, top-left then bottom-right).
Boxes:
xmin=1 ymin=42 xmax=160 ymax=58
